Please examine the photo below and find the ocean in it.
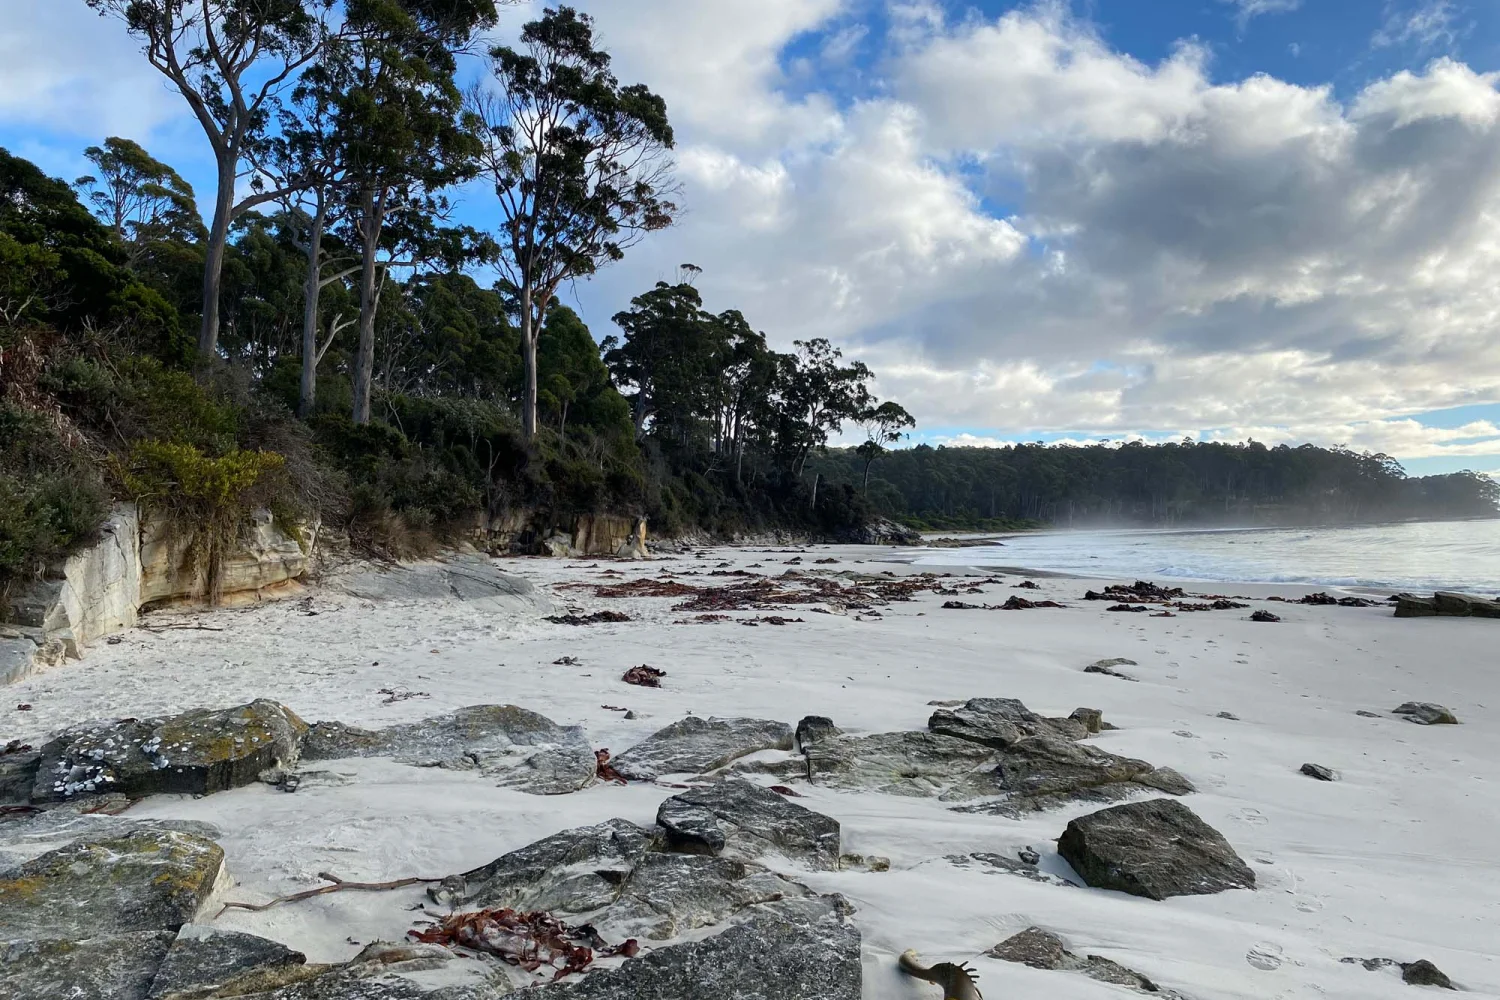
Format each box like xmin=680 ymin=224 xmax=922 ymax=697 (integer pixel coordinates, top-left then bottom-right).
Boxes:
xmin=912 ymin=519 xmax=1500 ymax=594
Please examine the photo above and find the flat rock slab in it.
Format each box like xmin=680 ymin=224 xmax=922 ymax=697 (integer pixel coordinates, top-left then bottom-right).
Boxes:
xmin=529 ymin=896 xmax=862 ymax=1000
xmin=324 ymin=555 xmax=545 ymax=611
xmin=0 ymin=807 xmax=220 ymax=868
xmin=2 ymin=930 xmax=176 ymax=1000
xmin=31 ymin=700 xmax=306 ymax=803
xmin=611 ymin=717 xmax=794 ymax=780
xmin=0 ymin=829 xmax=224 ymax=940
xmin=452 ymin=818 xmax=653 ymax=914
xmin=989 ymin=926 xmax=1185 ymax=997
xmin=1057 ymin=798 xmax=1255 ymax=900
xmin=146 ymin=925 xmax=307 ymax=999
xmin=302 ymin=705 xmax=596 ymax=795
xmin=657 ymin=779 xmax=842 ymax=870
xmin=805 ymin=728 xmax=1190 ymax=814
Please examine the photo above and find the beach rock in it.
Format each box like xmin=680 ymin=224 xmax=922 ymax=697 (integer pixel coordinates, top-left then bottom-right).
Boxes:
xmin=1069 ymin=707 xmax=1105 ymax=733
xmin=444 ymin=818 xmax=653 ymax=913
xmin=0 ymin=745 xmax=41 ymax=803
xmin=145 ymin=925 xmax=307 ymax=999
xmin=0 ymin=829 xmax=224 ymax=943
xmin=605 ymin=852 xmax=818 ymax=941
xmin=2 ymin=930 xmax=177 ymax=1000
xmin=805 ymin=730 xmax=997 ymax=798
xmin=0 ymin=807 xmax=220 ymax=869
xmin=1217 ymin=712 xmax=1241 ymax=721
xmin=30 ymin=700 xmax=306 ymax=803
xmin=795 ymin=716 xmax=840 ymax=748
xmin=947 ymin=734 xmax=1194 ymax=815
xmin=1432 ymin=592 xmax=1500 ymax=618
xmin=656 ymin=779 xmax=842 ymax=870
xmin=609 ymin=716 xmax=794 ymax=780
xmin=529 ymin=895 xmax=861 ymax=1000
xmin=1402 ymin=959 xmax=1456 ymax=988
xmin=1393 ymin=594 xmax=1439 ymax=617
xmin=1085 ymin=658 xmax=1138 ymax=681
xmin=1250 ymin=610 xmax=1281 ymax=622
xmin=1057 ymin=798 xmax=1255 ymax=900
xmin=1301 ymin=762 xmax=1337 ymax=781
xmin=301 ymin=705 xmax=596 ymax=794
xmin=1392 ymin=702 xmax=1459 ymax=725
xmin=988 ymin=927 xmax=1180 ymax=997
xmin=1356 ymin=710 xmax=1383 ymax=718
xmin=322 ymin=554 xmax=545 ymax=611
xmin=929 ymin=698 xmax=1098 ymax=747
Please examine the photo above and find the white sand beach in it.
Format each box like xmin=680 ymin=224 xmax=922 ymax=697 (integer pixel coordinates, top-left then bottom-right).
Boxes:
xmin=4 ymin=545 xmax=1497 ymax=999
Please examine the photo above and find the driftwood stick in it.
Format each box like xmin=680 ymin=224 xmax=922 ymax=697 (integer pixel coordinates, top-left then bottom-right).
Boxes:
xmin=216 ymin=871 xmax=444 ymax=917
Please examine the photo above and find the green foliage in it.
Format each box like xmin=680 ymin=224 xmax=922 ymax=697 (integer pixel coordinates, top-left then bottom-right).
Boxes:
xmin=122 ymin=441 xmax=285 ymax=510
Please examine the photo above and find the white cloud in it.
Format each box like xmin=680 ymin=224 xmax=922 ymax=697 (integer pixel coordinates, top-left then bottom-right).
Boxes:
xmin=1221 ymin=0 xmax=1302 ymax=29
xmin=1373 ymin=0 xmax=1462 ymax=51
xmin=0 ymin=0 xmax=182 ymax=139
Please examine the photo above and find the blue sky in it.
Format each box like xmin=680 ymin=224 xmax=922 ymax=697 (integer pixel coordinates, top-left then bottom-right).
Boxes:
xmin=3 ymin=0 xmax=1500 ymax=477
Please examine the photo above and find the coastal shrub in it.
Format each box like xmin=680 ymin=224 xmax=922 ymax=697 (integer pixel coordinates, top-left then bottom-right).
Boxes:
xmin=122 ymin=440 xmax=286 ymax=604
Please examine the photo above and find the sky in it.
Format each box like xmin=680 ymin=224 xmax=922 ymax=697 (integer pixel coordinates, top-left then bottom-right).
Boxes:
xmin=5 ymin=1 xmax=1500 ymax=478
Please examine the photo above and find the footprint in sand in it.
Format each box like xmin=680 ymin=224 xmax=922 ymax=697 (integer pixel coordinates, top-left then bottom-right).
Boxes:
xmin=1234 ymin=807 xmax=1269 ymax=825
xmin=1246 ymin=943 xmax=1285 ymax=971
xmin=1293 ymin=895 xmax=1325 ymax=913
xmin=1209 ymin=750 xmax=1229 ymax=760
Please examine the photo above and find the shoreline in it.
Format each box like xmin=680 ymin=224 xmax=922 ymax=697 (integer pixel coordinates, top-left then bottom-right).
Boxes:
xmin=3 ymin=544 xmax=1496 ymax=997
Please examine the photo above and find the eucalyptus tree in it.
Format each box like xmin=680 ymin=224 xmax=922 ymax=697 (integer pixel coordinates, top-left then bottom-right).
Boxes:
xmin=74 ymin=137 xmax=202 ymax=260
xmin=467 ymin=5 xmax=677 ymax=441
xmin=855 ymin=400 xmax=916 ymax=489
xmin=336 ymin=0 xmax=499 ymax=425
xmin=85 ymin=0 xmax=337 ymax=357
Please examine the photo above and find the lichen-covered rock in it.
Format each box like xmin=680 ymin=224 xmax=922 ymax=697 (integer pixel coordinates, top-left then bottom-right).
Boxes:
xmin=606 ymin=852 xmax=816 ymax=941
xmin=31 ymin=700 xmax=307 ymax=803
xmin=610 ymin=717 xmax=794 ymax=780
xmin=656 ymin=779 xmax=842 ymax=870
xmin=301 ymin=705 xmax=596 ymax=795
xmin=0 ymin=745 xmax=41 ymax=803
xmin=1057 ymin=798 xmax=1255 ymax=900
xmin=927 ymin=698 xmax=1046 ymax=747
xmin=0 ymin=829 xmax=225 ymax=940
xmin=145 ymin=925 xmax=307 ymax=999
xmin=988 ymin=926 xmax=1183 ymax=997
xmin=1392 ymin=702 xmax=1459 ymax=725
xmin=0 ymin=807 xmax=220 ymax=869
xmin=529 ymin=895 xmax=862 ymax=1000
xmin=1 ymin=930 xmax=176 ymax=1000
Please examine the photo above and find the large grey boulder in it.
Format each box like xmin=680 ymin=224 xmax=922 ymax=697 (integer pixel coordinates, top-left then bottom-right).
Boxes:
xmin=610 ymin=717 xmax=794 ymax=781
xmin=31 ymin=700 xmax=307 ymax=803
xmin=146 ymin=925 xmax=307 ymax=999
xmin=0 ymin=744 xmax=41 ymax=803
xmin=1057 ymin=798 xmax=1255 ymax=900
xmin=2 ymin=931 xmax=177 ymax=1000
xmin=657 ymin=779 xmax=842 ymax=870
xmin=988 ymin=926 xmax=1183 ymax=997
xmin=302 ymin=705 xmax=596 ymax=795
xmin=0 ymin=829 xmax=225 ymax=940
xmin=0 ymin=804 xmax=220 ymax=868
xmin=449 ymin=818 xmax=653 ymax=913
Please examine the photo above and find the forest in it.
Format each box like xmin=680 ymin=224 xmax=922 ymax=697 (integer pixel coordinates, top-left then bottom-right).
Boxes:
xmin=2 ymin=2 xmax=1496 ymax=605
xmin=812 ymin=440 xmax=1500 ymax=530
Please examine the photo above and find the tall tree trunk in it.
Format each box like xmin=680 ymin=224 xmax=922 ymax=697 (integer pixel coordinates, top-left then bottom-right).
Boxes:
xmin=863 ymin=460 xmax=873 ymax=491
xmin=520 ymin=284 xmax=538 ymax=440
xmin=298 ymin=194 xmax=328 ymax=419
xmin=351 ymin=187 xmax=380 ymax=426
xmin=198 ymin=156 xmax=236 ymax=357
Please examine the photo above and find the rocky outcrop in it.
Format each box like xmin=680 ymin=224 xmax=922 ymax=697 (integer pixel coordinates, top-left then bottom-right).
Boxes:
xmin=8 ymin=505 xmax=141 ymax=653
xmin=1394 ymin=591 xmax=1500 ymax=618
xmin=951 ymin=735 xmax=1194 ymax=816
xmin=927 ymin=697 xmax=1094 ymax=747
xmin=29 ymin=700 xmax=307 ymax=803
xmin=145 ymin=925 xmax=308 ymax=999
xmin=302 ymin=705 xmax=595 ymax=795
xmin=610 ymin=717 xmax=795 ymax=781
xmin=989 ymin=926 xmax=1184 ymax=997
xmin=1392 ymin=702 xmax=1459 ymax=725
xmin=140 ymin=509 xmax=313 ymax=610
xmin=656 ymin=779 xmax=842 ymax=870
xmin=1057 ymin=798 xmax=1255 ymax=900
xmin=836 ymin=518 xmax=921 ymax=546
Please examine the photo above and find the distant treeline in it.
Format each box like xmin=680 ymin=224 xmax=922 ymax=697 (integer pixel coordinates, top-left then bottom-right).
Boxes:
xmin=810 ymin=440 xmax=1500 ymax=529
